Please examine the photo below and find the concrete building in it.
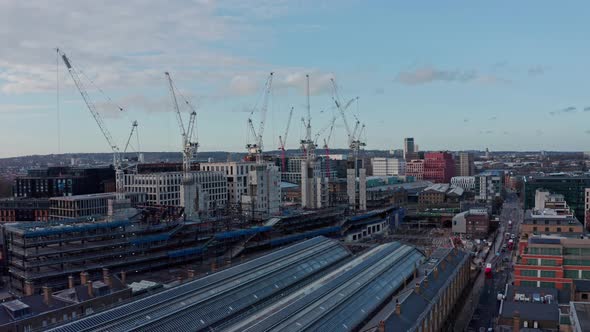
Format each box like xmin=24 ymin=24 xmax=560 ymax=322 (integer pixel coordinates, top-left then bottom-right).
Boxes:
xmin=458 ymin=152 xmax=475 ymax=176
xmin=515 ymin=236 xmax=590 ymax=290
xmin=524 ymin=174 xmax=590 ymax=223
xmin=301 ymin=157 xmax=328 ymax=209
xmin=475 ymin=170 xmax=505 ymax=202
xmin=240 ymin=164 xmax=280 ymax=220
xmin=49 ymin=192 xmax=146 ymax=220
xmin=534 ymin=190 xmax=575 ymax=216
xmin=452 ymin=208 xmax=490 ymax=237
xmin=370 ymin=157 xmax=406 ymax=176
xmin=406 ymin=159 xmax=425 ymax=181
xmin=423 ymin=152 xmax=455 ymax=183
xmin=281 ymin=156 xmax=333 ymax=184
xmin=451 ymin=176 xmax=476 ymax=191
xmin=418 ymin=183 xmax=464 ymax=207
xmin=123 ymin=171 xmax=227 ymax=217
xmin=200 ymin=161 xmax=271 ymax=206
xmin=347 ymin=164 xmax=367 ymax=211
xmin=520 ymin=209 xmax=584 ymax=238
xmin=14 ymin=166 xmax=115 ymax=198
xmin=0 ymin=198 xmax=50 ymax=222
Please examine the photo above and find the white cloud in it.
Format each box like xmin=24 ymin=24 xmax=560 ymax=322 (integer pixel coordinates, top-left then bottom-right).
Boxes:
xmin=396 ymin=66 xmax=509 ymax=86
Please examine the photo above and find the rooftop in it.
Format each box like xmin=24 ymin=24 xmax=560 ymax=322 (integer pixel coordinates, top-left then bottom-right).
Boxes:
xmin=499 ymin=285 xmax=559 ymax=323
xmin=571 ymin=302 xmax=590 ymax=332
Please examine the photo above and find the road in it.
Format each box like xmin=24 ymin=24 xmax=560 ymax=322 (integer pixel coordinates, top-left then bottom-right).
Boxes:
xmin=454 ymin=193 xmax=523 ymax=332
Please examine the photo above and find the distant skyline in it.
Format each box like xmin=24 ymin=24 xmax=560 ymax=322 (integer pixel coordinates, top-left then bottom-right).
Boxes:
xmin=2 ymin=1 xmax=590 ymax=158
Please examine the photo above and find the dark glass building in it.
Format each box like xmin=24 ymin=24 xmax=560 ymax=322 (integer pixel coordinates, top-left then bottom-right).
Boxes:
xmin=524 ymin=174 xmax=590 ymax=222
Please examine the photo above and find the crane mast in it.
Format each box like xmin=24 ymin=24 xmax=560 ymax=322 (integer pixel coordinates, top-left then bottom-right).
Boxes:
xmin=300 ymin=74 xmax=316 ymax=161
xmin=58 ymin=49 xmax=125 ymax=196
xmin=165 ymin=72 xmax=198 ymax=174
xmin=278 ymin=106 xmax=294 ymax=173
xmin=246 ymin=72 xmax=274 ymax=164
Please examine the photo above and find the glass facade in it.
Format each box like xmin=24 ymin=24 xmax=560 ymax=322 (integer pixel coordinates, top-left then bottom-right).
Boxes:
xmin=524 ymin=176 xmax=590 ymax=221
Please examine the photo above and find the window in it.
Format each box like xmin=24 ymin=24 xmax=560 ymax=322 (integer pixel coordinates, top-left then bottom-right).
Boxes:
xmin=583 ymin=271 xmax=590 ymax=279
xmin=540 ymin=282 xmax=555 ymax=288
xmin=521 ymin=280 xmax=537 ymax=287
xmin=541 ymin=270 xmax=556 ymax=278
xmin=521 ymin=270 xmax=537 ymax=277
xmin=582 ymin=294 xmax=589 ymax=300
xmin=565 ymin=270 xmax=580 ymax=278
xmin=541 ymin=259 xmax=558 ymax=266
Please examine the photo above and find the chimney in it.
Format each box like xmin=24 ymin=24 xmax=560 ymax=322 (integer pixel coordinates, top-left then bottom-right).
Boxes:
xmin=413 ymin=268 xmax=418 ymax=279
xmin=187 ymin=269 xmax=195 ymax=279
xmin=177 ymin=276 xmax=183 ymax=283
xmin=87 ymin=280 xmax=94 ymax=297
xmin=68 ymin=275 xmax=75 ymax=289
xmin=42 ymin=286 xmax=52 ymax=306
xmin=103 ymin=268 xmax=111 ymax=288
xmin=513 ymin=311 xmax=520 ymax=332
xmin=395 ymin=299 xmax=401 ymax=316
xmin=434 ymin=267 xmax=439 ymax=279
xmin=423 ymin=276 xmax=429 ymax=289
xmin=415 ymin=282 xmax=420 ymax=294
xmin=211 ymin=261 xmax=217 ymax=273
xmin=441 ymin=260 xmax=446 ymax=271
xmin=24 ymin=280 xmax=34 ymax=296
xmin=378 ymin=320 xmax=385 ymax=332
xmin=120 ymin=271 xmax=127 ymax=285
xmin=80 ymin=271 xmax=89 ymax=286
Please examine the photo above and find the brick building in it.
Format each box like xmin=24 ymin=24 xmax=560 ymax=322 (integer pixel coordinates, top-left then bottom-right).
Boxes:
xmin=405 ymin=160 xmax=424 ymax=181
xmin=423 ymin=152 xmax=455 ymax=183
xmin=0 ymin=198 xmax=50 ymax=222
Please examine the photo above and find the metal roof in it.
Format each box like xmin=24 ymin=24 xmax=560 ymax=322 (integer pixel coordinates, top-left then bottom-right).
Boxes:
xmin=48 ymin=236 xmax=351 ymax=332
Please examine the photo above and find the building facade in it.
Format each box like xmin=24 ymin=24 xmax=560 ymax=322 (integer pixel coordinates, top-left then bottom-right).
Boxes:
xmin=14 ymin=167 xmax=115 ymax=198
xmin=524 ymin=175 xmax=590 ymax=223
xmin=458 ymin=152 xmax=475 ymax=176
xmin=49 ymin=192 xmax=146 ymax=220
xmin=423 ymin=152 xmax=455 ymax=183
xmin=406 ymin=159 xmax=424 ymax=181
xmin=403 ymin=137 xmax=418 ymax=161
xmin=0 ymin=198 xmax=50 ymax=222
xmin=452 ymin=208 xmax=490 ymax=236
xmin=515 ymin=236 xmax=590 ymax=290
xmin=123 ymin=171 xmax=227 ymax=215
xmin=475 ymin=171 xmax=505 ymax=202
xmin=451 ymin=176 xmax=476 ymax=191
xmin=370 ymin=157 xmax=406 ymax=177
xmin=241 ymin=164 xmax=280 ymax=220
xmin=520 ymin=209 xmax=584 ymax=238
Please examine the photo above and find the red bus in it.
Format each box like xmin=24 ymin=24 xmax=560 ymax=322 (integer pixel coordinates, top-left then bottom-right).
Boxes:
xmin=485 ymin=263 xmax=493 ymax=279
xmin=507 ymin=239 xmax=514 ymax=251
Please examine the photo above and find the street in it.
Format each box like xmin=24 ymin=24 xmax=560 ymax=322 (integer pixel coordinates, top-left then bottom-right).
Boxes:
xmin=454 ymin=193 xmax=523 ymax=332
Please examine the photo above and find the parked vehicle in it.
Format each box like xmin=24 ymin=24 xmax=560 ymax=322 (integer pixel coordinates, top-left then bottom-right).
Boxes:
xmin=485 ymin=263 xmax=493 ymax=278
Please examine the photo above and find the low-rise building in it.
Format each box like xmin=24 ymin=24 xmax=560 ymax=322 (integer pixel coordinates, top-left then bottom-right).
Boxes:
xmin=450 ymin=176 xmax=475 ymax=191
xmin=452 ymin=208 xmax=490 ymax=237
xmin=49 ymin=192 xmax=146 ymax=220
xmin=521 ymin=209 xmax=584 ymax=238
xmin=418 ymin=183 xmax=464 ymax=207
xmin=570 ymin=301 xmax=590 ymax=332
xmin=0 ymin=198 xmax=50 ymax=222
xmin=406 ymin=159 xmax=424 ymax=181
xmin=497 ymin=285 xmax=560 ymax=331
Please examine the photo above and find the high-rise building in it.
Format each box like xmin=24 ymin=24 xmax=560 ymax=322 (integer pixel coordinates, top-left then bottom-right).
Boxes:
xmin=458 ymin=152 xmax=475 ymax=176
xmin=403 ymin=138 xmax=418 ymax=161
xmin=475 ymin=170 xmax=505 ymax=202
xmin=423 ymin=152 xmax=455 ymax=183
xmin=370 ymin=157 xmax=406 ymax=177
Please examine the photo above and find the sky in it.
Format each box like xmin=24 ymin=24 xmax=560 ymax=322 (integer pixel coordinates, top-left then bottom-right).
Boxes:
xmin=1 ymin=0 xmax=590 ymax=158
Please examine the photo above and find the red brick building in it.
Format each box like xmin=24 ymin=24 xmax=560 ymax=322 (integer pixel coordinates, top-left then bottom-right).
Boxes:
xmin=0 ymin=198 xmax=50 ymax=222
xmin=405 ymin=160 xmax=424 ymax=181
xmin=514 ymin=236 xmax=590 ymax=290
xmin=423 ymin=152 xmax=455 ymax=183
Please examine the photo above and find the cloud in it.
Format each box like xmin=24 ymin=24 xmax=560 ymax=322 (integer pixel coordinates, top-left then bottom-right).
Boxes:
xmin=549 ymin=106 xmax=576 ymax=115
xmin=463 ymin=118 xmax=469 ymax=123
xmin=489 ymin=116 xmax=498 ymax=121
xmin=479 ymin=130 xmax=494 ymax=135
xmin=536 ymin=129 xmax=544 ymax=136
xmin=503 ymin=131 xmax=509 ymax=135
xmin=528 ymin=65 xmax=546 ymax=77
xmin=585 ymin=130 xmax=590 ymax=135
xmin=0 ymin=103 xmax=52 ymax=113
xmin=584 ymin=107 xmax=590 ymax=112
xmin=374 ymin=87 xmax=385 ymax=95
xmin=396 ymin=66 xmax=508 ymax=86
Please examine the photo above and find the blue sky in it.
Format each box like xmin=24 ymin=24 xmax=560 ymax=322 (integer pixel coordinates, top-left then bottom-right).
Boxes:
xmin=1 ymin=0 xmax=590 ymax=158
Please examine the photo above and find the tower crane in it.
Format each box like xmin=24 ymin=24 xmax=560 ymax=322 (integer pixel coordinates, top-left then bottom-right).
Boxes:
xmin=331 ymin=79 xmax=365 ymax=155
xmin=58 ymin=49 xmax=125 ymax=196
xmin=246 ymin=72 xmax=274 ymax=164
xmin=123 ymin=120 xmax=141 ymax=161
xmin=322 ymin=115 xmax=337 ymax=178
xmin=300 ymin=74 xmax=315 ymax=160
xmin=165 ymin=72 xmax=199 ymax=174
xmin=278 ymin=106 xmax=294 ymax=173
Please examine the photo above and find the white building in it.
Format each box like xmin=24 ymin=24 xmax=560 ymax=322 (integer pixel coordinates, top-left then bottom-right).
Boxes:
xmin=450 ymin=176 xmax=476 ymax=191
xmin=241 ymin=164 xmax=281 ymax=220
xmin=301 ymin=158 xmax=328 ymax=209
xmin=200 ymin=161 xmax=266 ymax=206
xmin=123 ymin=171 xmax=227 ymax=217
xmin=371 ymin=157 xmax=406 ymax=177
xmin=474 ymin=171 xmax=504 ymax=202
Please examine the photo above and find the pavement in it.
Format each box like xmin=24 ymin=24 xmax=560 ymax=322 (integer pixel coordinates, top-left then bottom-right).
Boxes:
xmin=453 ymin=193 xmax=523 ymax=332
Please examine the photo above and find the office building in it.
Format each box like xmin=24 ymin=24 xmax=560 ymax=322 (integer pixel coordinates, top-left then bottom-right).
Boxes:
xmin=515 ymin=236 xmax=590 ymax=290
xmin=451 ymin=176 xmax=476 ymax=191
xmin=475 ymin=170 xmax=505 ymax=202
xmin=521 ymin=209 xmax=584 ymax=238
xmin=49 ymin=192 xmax=146 ymax=220
xmin=406 ymin=159 xmax=425 ymax=181
xmin=423 ymin=152 xmax=455 ymax=183
xmin=281 ymin=156 xmax=334 ymax=184
xmin=497 ymin=285 xmax=559 ymax=331
xmin=14 ymin=166 xmax=115 ymax=198
xmin=524 ymin=174 xmax=590 ymax=223
xmin=0 ymin=198 xmax=50 ymax=222
xmin=371 ymin=157 xmax=406 ymax=176
xmin=404 ymin=137 xmax=418 ymax=161
xmin=535 ymin=190 xmax=574 ymax=216
xmin=123 ymin=171 xmax=227 ymax=216
xmin=458 ymin=152 xmax=475 ymax=176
